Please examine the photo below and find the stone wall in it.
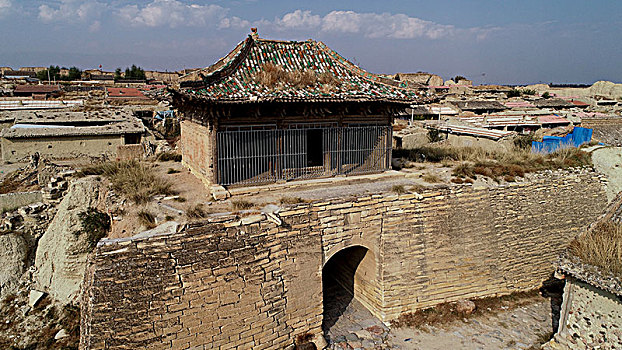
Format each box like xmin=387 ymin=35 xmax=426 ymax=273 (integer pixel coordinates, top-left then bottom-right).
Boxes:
xmin=81 ymin=211 xmax=324 ymax=350
xmin=1 ymin=135 xmax=124 ymax=162
xmin=0 ymin=191 xmax=42 ymax=212
xmin=180 ymin=120 xmax=215 ymax=186
xmin=81 ymin=168 xmax=607 ymax=349
xmin=552 ymin=277 xmax=622 ymax=349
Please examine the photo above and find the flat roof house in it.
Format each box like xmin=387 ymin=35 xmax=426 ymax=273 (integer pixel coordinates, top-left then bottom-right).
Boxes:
xmin=0 ymin=110 xmax=145 ymax=162
xmin=173 ymin=29 xmax=425 ymax=187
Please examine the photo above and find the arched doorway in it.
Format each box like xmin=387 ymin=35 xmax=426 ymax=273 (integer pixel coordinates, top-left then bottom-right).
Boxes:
xmin=322 ymin=245 xmax=378 ymax=337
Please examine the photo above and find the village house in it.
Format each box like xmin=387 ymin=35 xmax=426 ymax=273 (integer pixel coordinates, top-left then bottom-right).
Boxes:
xmin=0 ymin=109 xmax=146 ymax=162
xmin=173 ymin=29 xmax=425 ymax=188
xmin=106 ymin=87 xmax=150 ymax=101
xmin=13 ymin=85 xmax=61 ymax=99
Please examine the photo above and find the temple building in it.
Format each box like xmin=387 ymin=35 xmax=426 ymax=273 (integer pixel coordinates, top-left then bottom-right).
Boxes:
xmin=173 ymin=29 xmax=426 ymax=187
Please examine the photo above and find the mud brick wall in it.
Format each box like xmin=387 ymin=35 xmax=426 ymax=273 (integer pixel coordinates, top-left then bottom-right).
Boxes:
xmin=180 ymin=120 xmax=214 ymax=186
xmin=80 ymin=210 xmax=323 ymax=350
xmin=379 ymin=170 xmax=607 ymax=319
xmin=81 ymin=168 xmax=607 ymax=349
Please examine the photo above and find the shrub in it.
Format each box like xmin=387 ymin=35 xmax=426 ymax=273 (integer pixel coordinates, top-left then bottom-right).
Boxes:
xmin=186 ymin=204 xmax=207 ymax=219
xmin=79 ymin=161 xmax=174 ymax=204
xmin=75 ymin=207 xmax=111 ymax=250
xmin=157 ymin=152 xmax=182 ymax=162
xmin=279 ymin=197 xmax=307 ymax=205
xmin=422 ymin=174 xmax=441 ymax=183
xmin=391 ymin=185 xmax=406 ymax=194
xmin=541 ymin=91 xmax=551 ymax=99
xmin=137 ymin=210 xmax=156 ymax=228
xmin=513 ymin=133 xmax=536 ymax=150
xmin=232 ymin=200 xmax=254 ymax=210
xmin=507 ymin=89 xmax=521 ymax=98
xmin=427 ymin=128 xmax=444 ymax=143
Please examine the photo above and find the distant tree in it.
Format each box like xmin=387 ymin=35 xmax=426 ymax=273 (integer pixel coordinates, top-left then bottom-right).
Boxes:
xmin=65 ymin=67 xmax=82 ymax=81
xmin=542 ymin=91 xmax=551 ymax=99
xmin=453 ymin=75 xmax=467 ymax=82
xmin=507 ymin=89 xmax=521 ymax=98
xmin=114 ymin=68 xmax=122 ymax=80
xmin=36 ymin=65 xmax=62 ymax=82
xmin=118 ymin=65 xmax=146 ymax=80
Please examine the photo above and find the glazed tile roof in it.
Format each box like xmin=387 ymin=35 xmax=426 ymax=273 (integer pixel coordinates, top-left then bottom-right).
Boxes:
xmin=180 ymin=35 xmax=425 ymax=104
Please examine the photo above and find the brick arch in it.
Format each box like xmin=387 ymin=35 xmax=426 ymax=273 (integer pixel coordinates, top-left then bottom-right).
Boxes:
xmin=323 ymin=238 xmax=378 ymax=267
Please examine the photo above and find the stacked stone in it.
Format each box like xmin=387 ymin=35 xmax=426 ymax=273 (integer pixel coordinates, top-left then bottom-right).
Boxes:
xmin=41 ymin=170 xmax=74 ymax=203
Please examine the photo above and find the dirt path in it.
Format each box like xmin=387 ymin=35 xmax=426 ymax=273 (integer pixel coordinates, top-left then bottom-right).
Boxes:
xmin=324 ymin=283 xmax=560 ymax=350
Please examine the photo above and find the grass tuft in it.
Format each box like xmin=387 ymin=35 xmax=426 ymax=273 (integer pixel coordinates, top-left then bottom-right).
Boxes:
xmin=396 ymin=145 xmax=591 ymax=182
xmin=137 ymin=210 xmax=156 ymax=229
xmin=79 ymin=160 xmax=174 ymax=204
xmin=232 ymin=200 xmax=254 ymax=211
xmin=569 ymin=222 xmax=622 ymax=278
xmin=186 ymin=204 xmax=207 ymax=219
xmin=279 ymin=197 xmax=307 ymax=205
xmin=391 ymin=185 xmax=407 ymax=194
xmin=157 ymin=152 xmax=182 ymax=162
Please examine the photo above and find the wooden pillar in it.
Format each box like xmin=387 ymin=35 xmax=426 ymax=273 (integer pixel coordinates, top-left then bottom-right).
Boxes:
xmin=210 ymin=120 xmax=219 ymax=184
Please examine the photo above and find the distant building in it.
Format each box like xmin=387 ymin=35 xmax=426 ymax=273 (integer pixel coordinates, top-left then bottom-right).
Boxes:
xmin=395 ymin=72 xmax=443 ymax=87
xmin=13 ymin=85 xmax=61 ymax=99
xmin=0 ymin=109 xmax=146 ymax=162
xmin=450 ymin=100 xmax=507 ymax=115
xmin=106 ymin=87 xmax=149 ymax=100
xmin=19 ymin=67 xmax=47 ymax=73
xmin=2 ymin=70 xmax=37 ymax=79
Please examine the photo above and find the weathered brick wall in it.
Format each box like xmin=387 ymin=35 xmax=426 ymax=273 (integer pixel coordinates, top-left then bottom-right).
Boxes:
xmin=81 ymin=211 xmax=324 ymax=350
xmin=81 ymin=168 xmax=607 ymax=349
xmin=180 ymin=120 xmax=214 ymax=186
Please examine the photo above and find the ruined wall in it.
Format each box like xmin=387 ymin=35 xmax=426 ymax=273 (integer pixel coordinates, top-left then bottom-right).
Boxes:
xmin=180 ymin=120 xmax=214 ymax=186
xmin=552 ymin=278 xmax=622 ymax=349
xmin=0 ymin=191 xmax=42 ymax=212
xmin=1 ymin=135 xmax=123 ymax=162
xmin=81 ymin=168 xmax=607 ymax=349
xmin=81 ymin=211 xmax=324 ymax=350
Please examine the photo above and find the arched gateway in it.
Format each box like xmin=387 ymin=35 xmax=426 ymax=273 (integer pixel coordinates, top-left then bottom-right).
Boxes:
xmin=322 ymin=245 xmax=381 ymax=336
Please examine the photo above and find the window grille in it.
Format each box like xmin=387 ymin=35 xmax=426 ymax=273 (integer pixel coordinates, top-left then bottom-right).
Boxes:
xmin=216 ymin=125 xmax=392 ymax=186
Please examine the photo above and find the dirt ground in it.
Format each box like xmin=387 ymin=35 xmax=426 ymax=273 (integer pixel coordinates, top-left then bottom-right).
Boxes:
xmin=324 ymin=279 xmax=563 ymax=350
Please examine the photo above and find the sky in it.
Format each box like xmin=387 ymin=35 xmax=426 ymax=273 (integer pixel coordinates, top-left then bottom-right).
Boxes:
xmin=1 ymin=0 xmax=621 ymax=85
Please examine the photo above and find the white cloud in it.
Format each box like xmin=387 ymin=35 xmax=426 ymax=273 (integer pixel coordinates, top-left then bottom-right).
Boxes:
xmin=118 ymin=0 xmax=231 ymax=28
xmin=38 ymin=0 xmax=107 ymax=23
xmin=219 ymin=16 xmax=250 ymax=30
xmin=275 ymin=10 xmax=321 ymax=30
xmin=0 ymin=0 xmax=11 ymax=16
xmin=267 ymin=10 xmax=487 ymax=40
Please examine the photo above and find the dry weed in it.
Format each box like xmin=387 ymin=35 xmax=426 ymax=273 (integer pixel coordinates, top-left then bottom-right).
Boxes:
xmin=80 ymin=160 xmax=174 ymax=204
xmin=569 ymin=222 xmax=622 ymax=277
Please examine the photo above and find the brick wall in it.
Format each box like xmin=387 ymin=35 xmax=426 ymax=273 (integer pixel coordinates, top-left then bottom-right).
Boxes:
xmin=81 ymin=168 xmax=607 ymax=349
xmin=180 ymin=120 xmax=214 ymax=186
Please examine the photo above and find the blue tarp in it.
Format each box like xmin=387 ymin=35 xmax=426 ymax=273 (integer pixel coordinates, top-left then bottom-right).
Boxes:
xmin=155 ymin=110 xmax=175 ymax=120
xmin=531 ymin=127 xmax=593 ymax=153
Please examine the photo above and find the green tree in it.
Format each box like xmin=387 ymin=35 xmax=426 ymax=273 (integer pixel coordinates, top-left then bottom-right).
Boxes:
xmin=66 ymin=66 xmax=82 ymax=81
xmin=114 ymin=68 xmax=122 ymax=80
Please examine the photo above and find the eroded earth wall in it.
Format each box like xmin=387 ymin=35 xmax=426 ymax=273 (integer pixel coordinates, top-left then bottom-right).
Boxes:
xmin=80 ymin=168 xmax=607 ymax=349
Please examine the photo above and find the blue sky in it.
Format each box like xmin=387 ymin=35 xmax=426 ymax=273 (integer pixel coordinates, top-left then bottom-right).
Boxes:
xmin=1 ymin=1 xmax=621 ymax=84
